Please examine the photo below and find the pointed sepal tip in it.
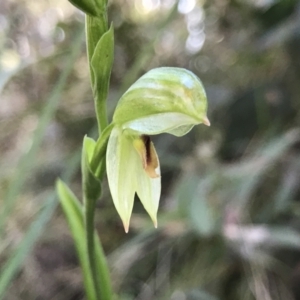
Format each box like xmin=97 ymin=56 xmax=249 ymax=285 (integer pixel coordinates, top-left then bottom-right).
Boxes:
xmin=151 ymin=215 xmax=158 ymax=229
xmin=203 ymin=116 xmax=210 ymax=126
xmin=123 ymin=220 xmax=130 ymax=233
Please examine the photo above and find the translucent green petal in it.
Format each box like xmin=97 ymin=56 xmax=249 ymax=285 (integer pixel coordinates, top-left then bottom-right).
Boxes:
xmin=113 ymin=67 xmax=208 ymax=126
xmin=106 ymin=127 xmax=137 ymax=232
xmin=167 ymin=124 xmax=194 ymax=137
xmin=123 ymin=112 xmax=199 ymax=136
xmin=135 ymin=141 xmax=161 ymax=227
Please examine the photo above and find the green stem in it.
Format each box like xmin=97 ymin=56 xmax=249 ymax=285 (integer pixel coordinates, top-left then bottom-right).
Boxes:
xmin=83 ymin=123 xmax=114 ymax=300
xmin=91 ymin=123 xmax=114 ymax=178
xmin=96 ymin=92 xmax=109 ymax=133
xmin=84 ymin=188 xmax=113 ymax=299
xmin=84 ymin=193 xmax=101 ymax=299
xmin=84 ymin=3 xmax=113 ymax=299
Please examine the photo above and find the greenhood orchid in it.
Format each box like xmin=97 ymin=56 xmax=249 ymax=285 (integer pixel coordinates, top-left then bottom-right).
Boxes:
xmin=106 ymin=67 xmax=209 ymax=232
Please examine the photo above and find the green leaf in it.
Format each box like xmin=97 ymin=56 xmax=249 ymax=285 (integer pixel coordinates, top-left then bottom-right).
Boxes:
xmin=86 ymin=16 xmax=108 ymax=89
xmin=84 ymin=136 xmax=97 ymax=162
xmin=56 ymin=179 xmax=97 ymax=300
xmin=68 ymin=0 xmax=106 ymax=17
xmin=57 ymin=179 xmax=113 ymax=300
xmin=82 ymin=136 xmax=102 ymax=201
xmin=93 ymin=234 xmax=113 ymax=299
xmin=90 ymin=122 xmax=114 ymax=178
xmin=91 ymin=24 xmax=114 ymax=132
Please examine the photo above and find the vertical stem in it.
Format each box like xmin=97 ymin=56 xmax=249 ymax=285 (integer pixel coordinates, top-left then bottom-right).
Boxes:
xmin=82 ymin=134 xmax=113 ymax=299
xmin=84 ymin=193 xmax=113 ymax=299
xmin=83 ymin=2 xmax=113 ymax=299
xmin=84 ymin=194 xmax=103 ymax=300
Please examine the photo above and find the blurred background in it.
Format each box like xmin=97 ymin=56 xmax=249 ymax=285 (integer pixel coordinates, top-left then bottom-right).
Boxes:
xmin=1 ymin=0 xmax=300 ymax=299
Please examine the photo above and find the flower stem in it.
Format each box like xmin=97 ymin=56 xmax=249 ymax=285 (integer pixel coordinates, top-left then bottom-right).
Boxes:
xmin=82 ymin=125 xmax=114 ymax=300
xmin=82 ymin=0 xmax=115 ymax=296
xmin=84 ymin=193 xmax=106 ymax=300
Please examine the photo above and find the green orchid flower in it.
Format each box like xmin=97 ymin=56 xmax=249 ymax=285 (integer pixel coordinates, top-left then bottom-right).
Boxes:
xmin=106 ymin=67 xmax=210 ymax=232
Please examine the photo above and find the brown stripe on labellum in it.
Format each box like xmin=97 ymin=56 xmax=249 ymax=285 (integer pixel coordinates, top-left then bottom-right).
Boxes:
xmin=141 ymin=134 xmax=159 ymax=178
xmin=141 ymin=135 xmax=159 ymax=178
xmin=141 ymin=135 xmax=151 ymax=166
xmin=133 ymin=135 xmax=160 ymax=178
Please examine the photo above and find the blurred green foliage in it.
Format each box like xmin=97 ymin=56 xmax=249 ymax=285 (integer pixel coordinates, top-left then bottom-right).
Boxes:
xmin=1 ymin=0 xmax=300 ymax=299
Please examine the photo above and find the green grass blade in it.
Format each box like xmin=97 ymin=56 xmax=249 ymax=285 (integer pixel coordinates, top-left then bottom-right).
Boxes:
xmin=94 ymin=234 xmax=113 ymax=300
xmin=57 ymin=179 xmax=97 ymax=300
xmin=0 ymin=150 xmax=81 ymax=300
xmin=0 ymin=193 xmax=57 ymax=300
xmin=0 ymin=26 xmax=85 ymax=235
xmin=58 ymin=178 xmax=113 ymax=300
